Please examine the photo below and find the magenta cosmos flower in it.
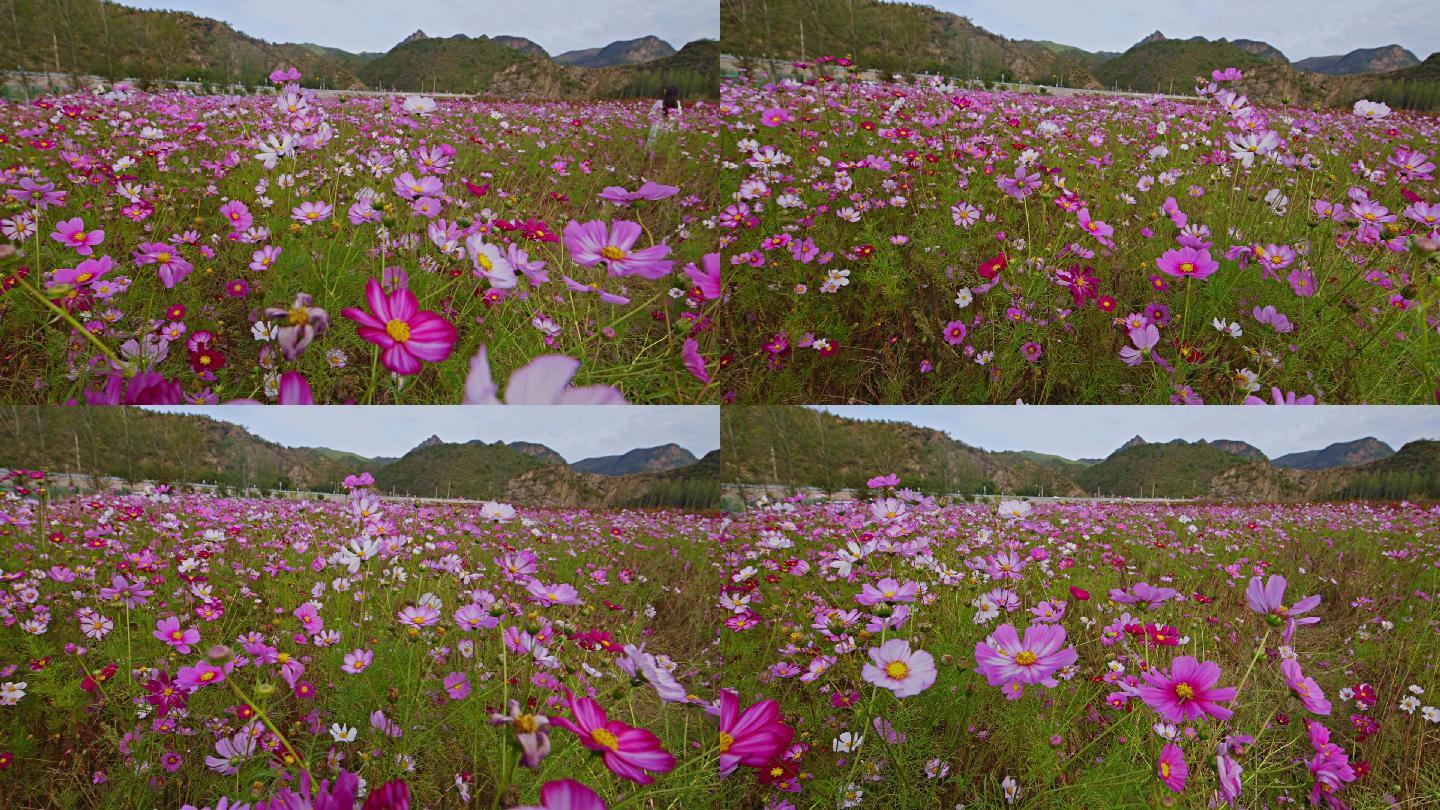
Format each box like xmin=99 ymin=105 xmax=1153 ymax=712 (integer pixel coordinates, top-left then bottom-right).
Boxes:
xmin=1157 ymin=742 xmax=1188 ymax=792
xmin=1245 ymin=575 xmax=1321 ymax=625
xmin=1138 ymin=656 xmax=1237 ymax=723
xmin=1281 ymin=659 xmax=1332 ymax=715
xmin=862 ymin=638 xmax=937 ymax=698
xmin=50 ymin=217 xmax=104 ymax=255
xmin=1155 ymin=246 xmax=1219 ymax=280
xmin=716 ymin=689 xmax=794 ymax=776
xmin=153 ymin=616 xmax=200 ymax=654
xmin=550 ymin=690 xmax=675 ymax=784
xmin=973 ymin=623 xmax=1077 ymax=693
xmin=342 ymin=278 xmax=456 ymax=375
xmin=563 ymin=219 xmax=673 ymax=279
xmin=514 ymin=779 xmax=606 ymax=810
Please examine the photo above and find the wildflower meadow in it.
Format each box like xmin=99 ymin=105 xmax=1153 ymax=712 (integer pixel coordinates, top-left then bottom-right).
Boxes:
xmin=0 ymin=76 xmax=722 ymax=404
xmin=719 ymin=62 xmax=1440 ymax=404
xmin=2 ymin=466 xmax=1438 ymax=808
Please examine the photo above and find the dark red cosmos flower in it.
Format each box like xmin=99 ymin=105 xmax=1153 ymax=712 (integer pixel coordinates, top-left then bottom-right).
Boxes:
xmin=82 ymin=662 xmax=118 ymax=692
xmin=979 ymin=251 xmax=1008 ymax=280
xmin=189 ymin=345 xmax=226 ymax=374
xmin=1069 ymin=585 xmax=1090 ymax=601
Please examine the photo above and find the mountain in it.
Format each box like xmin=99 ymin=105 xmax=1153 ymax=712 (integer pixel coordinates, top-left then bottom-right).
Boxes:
xmin=720 ymin=0 xmax=1101 ymax=87
xmin=506 ymin=442 xmax=566 ymax=465
xmin=486 ymin=38 xmax=718 ymax=99
xmin=1273 ymin=438 xmax=1396 ymax=470
xmin=0 ymin=0 xmax=364 ymax=87
xmin=720 ymin=407 xmax=1084 ymax=496
xmin=1013 ymin=451 xmax=1096 ymax=477
xmin=1095 ymin=35 xmax=1273 ymax=91
xmin=1295 ymin=45 xmax=1420 ymax=75
xmin=355 ymin=33 xmax=532 ymax=93
xmin=0 ymin=408 xmax=358 ymax=491
xmin=502 ymin=451 xmax=719 ymax=509
xmin=1076 ymin=439 xmax=1261 ymax=498
xmin=1231 ymin=50 xmax=1440 ymax=111
xmin=400 ymin=30 xmax=429 ymax=46
xmin=1232 ymin=39 xmax=1288 ymax=63
xmin=573 ymin=444 xmax=698 ymax=476
xmin=1120 ymin=435 xmax=1147 ymax=451
xmin=1211 ymin=440 xmax=1268 ymax=462
xmin=493 ymin=35 xmax=549 ymax=57
xmin=556 ymin=36 xmax=675 ymax=67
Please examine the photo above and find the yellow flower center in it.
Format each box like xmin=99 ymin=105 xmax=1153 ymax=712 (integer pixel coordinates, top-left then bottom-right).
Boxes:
xmin=1014 ymin=650 xmax=1038 ymax=666
xmin=600 ymin=245 xmax=627 ymax=261
xmin=476 ymin=253 xmax=493 ymax=271
xmin=200 ymin=671 xmax=216 ymax=682
xmin=76 ymin=272 xmax=93 ymax=283
xmin=884 ymin=661 xmax=910 ymax=680
xmin=307 ymin=212 xmax=319 ymax=220
xmin=591 ymin=728 xmax=620 ymax=752
xmin=1175 ymin=683 xmax=1195 ymax=701
xmin=157 ymin=252 xmax=172 ymax=263
xmin=170 ymin=630 xmax=184 ymax=640
xmin=515 ymin=714 xmax=538 ymax=734
xmin=719 ymin=731 xmax=734 ymax=753
xmin=288 ymin=306 xmax=309 ymax=326
xmin=1178 ymin=262 xmax=1194 ymax=274
xmin=1160 ymin=762 xmax=1171 ymax=778
xmin=386 ymin=319 xmax=411 ymax=342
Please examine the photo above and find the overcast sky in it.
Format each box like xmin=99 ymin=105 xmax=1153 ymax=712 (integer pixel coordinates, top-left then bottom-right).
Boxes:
xmin=816 ymin=406 xmax=1440 ymax=460
xmin=127 ymin=0 xmax=718 ymax=55
xmin=940 ymin=0 xmax=1438 ymax=61
xmin=144 ymin=406 xmax=719 ymax=462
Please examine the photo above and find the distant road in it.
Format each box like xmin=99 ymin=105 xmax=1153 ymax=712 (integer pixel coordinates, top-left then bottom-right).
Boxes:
xmin=719 ymin=53 xmax=1196 ymax=101
xmin=1 ymin=70 xmax=482 ymax=99
xmin=11 ymin=470 xmax=493 ymax=506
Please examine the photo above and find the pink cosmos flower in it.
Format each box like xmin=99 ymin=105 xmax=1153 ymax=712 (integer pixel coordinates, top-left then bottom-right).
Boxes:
xmin=942 ymin=319 xmax=967 ymax=345
xmin=491 ymin=699 xmax=552 ymax=769
xmin=342 ymin=278 xmax=456 ymax=376
xmin=597 ymin=181 xmax=680 ymax=205
xmin=134 ymin=242 xmax=193 ymax=288
xmin=50 ymin=217 xmax=104 ymax=255
xmin=973 ymin=623 xmax=1077 ymax=695
xmin=152 ymin=616 xmax=199 ymax=654
xmin=341 ymin=649 xmax=373 ymax=674
xmin=463 ymin=346 xmax=626 ymax=404
xmin=443 ymin=671 xmax=471 ymax=701
xmin=293 ymin=603 xmax=324 ymax=635
xmin=563 ymin=219 xmax=672 ymax=279
xmin=551 ymin=690 xmax=675 ymax=784
xmin=1138 ymin=656 xmax=1237 ymax=723
xmin=716 ymin=689 xmax=794 ymax=776
xmin=1109 ymin=581 xmax=1179 ymax=609
xmin=1157 ymin=742 xmax=1188 ymax=792
xmin=684 ymin=252 xmax=721 ymax=299
xmin=1244 ymin=575 xmax=1321 ymax=624
xmin=1076 ymin=208 xmax=1113 ymax=243
xmin=291 ymin=201 xmax=333 ymax=224
xmin=862 ymin=638 xmax=937 ymax=698
xmin=1155 ymin=246 xmax=1219 ymax=280
xmin=514 ymin=779 xmax=607 ymax=810
xmin=1281 ymin=659 xmax=1331 ymax=715
xmin=526 ymin=580 xmax=582 ymax=606
xmin=249 ymin=245 xmax=282 ymax=272
xmin=682 ymin=338 xmax=709 ymax=384
xmin=219 ymin=200 xmax=253 ymax=233
xmin=1244 ymin=388 xmax=1316 ymax=405
xmin=857 ymin=578 xmax=918 ymax=606
xmin=396 ymin=604 xmax=441 ymax=629
xmin=175 ymin=661 xmax=230 ymax=691
xmin=394 ymin=172 xmax=444 ymax=201
xmin=759 ymin=107 xmax=796 ymax=127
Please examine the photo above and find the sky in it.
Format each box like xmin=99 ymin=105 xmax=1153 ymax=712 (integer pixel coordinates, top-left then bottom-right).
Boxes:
xmin=815 ymin=406 xmax=1440 ymax=460
xmin=126 ymin=0 xmax=719 ymax=55
xmin=938 ymin=0 xmax=1438 ymax=62
xmin=143 ymin=406 xmax=720 ymax=462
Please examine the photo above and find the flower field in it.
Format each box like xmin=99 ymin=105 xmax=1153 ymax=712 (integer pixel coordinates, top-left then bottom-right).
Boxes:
xmin=0 ymin=81 xmax=721 ymax=404
xmin=2 ymin=469 xmax=1438 ymax=808
xmin=719 ymin=64 xmax=1440 ymax=404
